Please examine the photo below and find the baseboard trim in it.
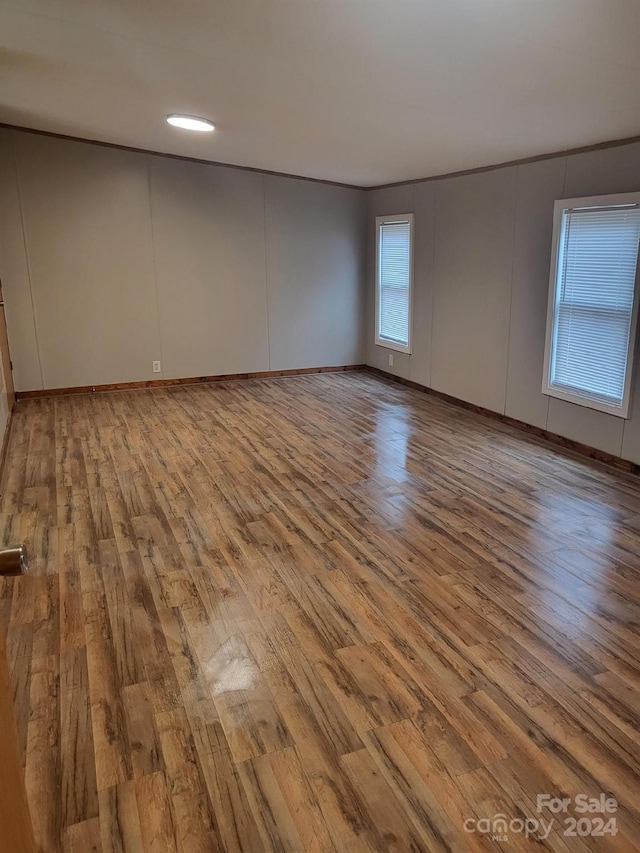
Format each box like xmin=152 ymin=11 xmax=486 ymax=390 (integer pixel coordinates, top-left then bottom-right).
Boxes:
xmin=16 ymin=363 xmax=640 ymax=474
xmin=365 ymin=366 xmax=640 ymax=476
xmin=15 ymin=364 xmax=366 ymax=401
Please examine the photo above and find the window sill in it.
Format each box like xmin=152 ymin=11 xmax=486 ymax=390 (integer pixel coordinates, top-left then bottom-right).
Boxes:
xmin=542 ymin=385 xmax=630 ymax=419
xmin=375 ymin=339 xmax=412 ymax=355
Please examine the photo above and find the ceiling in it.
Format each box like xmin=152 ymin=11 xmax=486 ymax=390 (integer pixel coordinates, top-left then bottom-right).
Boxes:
xmin=1 ymin=0 xmax=640 ymax=187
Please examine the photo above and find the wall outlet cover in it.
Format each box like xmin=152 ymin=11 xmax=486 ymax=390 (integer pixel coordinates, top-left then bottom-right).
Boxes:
xmin=152 ymin=361 xmax=162 ymax=373
xmin=388 ymin=354 xmax=393 ymax=367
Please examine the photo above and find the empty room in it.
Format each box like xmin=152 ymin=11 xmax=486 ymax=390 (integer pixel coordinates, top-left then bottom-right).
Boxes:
xmin=1 ymin=1 xmax=639 ymax=850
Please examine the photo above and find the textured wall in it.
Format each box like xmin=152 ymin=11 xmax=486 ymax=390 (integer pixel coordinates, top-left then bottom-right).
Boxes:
xmin=0 ymin=130 xmax=366 ymax=391
xmin=367 ymin=142 xmax=640 ymax=463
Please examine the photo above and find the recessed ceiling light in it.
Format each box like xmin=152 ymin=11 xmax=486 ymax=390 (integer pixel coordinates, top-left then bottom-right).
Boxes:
xmin=166 ymin=114 xmax=215 ymax=132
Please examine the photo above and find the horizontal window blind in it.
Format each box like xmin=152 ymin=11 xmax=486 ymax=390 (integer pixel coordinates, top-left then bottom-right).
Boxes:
xmin=550 ymin=205 xmax=640 ymax=407
xmin=378 ymin=220 xmax=411 ymax=347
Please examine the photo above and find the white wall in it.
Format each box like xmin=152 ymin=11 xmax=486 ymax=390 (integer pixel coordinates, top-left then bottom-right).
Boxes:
xmin=265 ymin=176 xmax=366 ymax=370
xmin=4 ymin=124 xmax=640 ymax=466
xmin=0 ymin=130 xmax=366 ymax=391
xmin=366 ymin=142 xmax=640 ymax=464
xmin=149 ymin=157 xmax=270 ymax=379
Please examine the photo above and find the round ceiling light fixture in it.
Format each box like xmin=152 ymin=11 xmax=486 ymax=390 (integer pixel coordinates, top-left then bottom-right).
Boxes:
xmin=166 ymin=114 xmax=215 ymax=132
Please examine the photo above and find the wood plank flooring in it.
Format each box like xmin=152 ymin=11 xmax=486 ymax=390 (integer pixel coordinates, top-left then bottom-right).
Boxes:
xmin=1 ymin=370 xmax=639 ymax=852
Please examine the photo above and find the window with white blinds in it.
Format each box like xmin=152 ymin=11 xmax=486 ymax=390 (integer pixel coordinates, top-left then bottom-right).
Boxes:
xmin=543 ymin=194 xmax=640 ymax=418
xmin=375 ymin=214 xmax=414 ymax=353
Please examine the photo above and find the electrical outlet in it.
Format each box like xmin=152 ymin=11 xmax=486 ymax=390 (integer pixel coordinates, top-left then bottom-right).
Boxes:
xmin=388 ymin=353 xmax=394 ymax=367
xmin=152 ymin=360 xmax=162 ymax=373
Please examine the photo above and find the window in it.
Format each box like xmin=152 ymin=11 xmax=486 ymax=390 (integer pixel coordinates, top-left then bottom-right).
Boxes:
xmin=543 ymin=193 xmax=640 ymax=418
xmin=375 ymin=214 xmax=414 ymax=353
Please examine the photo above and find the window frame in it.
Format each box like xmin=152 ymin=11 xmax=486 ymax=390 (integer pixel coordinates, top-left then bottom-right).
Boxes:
xmin=542 ymin=192 xmax=640 ymax=419
xmin=375 ymin=213 xmax=415 ymax=354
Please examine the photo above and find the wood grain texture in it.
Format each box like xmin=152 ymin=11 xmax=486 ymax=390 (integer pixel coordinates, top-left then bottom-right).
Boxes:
xmin=1 ymin=370 xmax=640 ymax=851
xmin=0 ymin=307 xmax=15 ymax=412
xmin=0 ymin=629 xmax=36 ymax=852
xmin=366 ymin=365 xmax=640 ymax=475
xmin=0 ymin=276 xmax=15 ymax=493
xmin=0 ymin=406 xmax=13 ymax=494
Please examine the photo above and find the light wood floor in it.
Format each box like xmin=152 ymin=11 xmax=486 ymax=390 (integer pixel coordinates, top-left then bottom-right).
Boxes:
xmin=1 ymin=371 xmax=639 ymax=852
